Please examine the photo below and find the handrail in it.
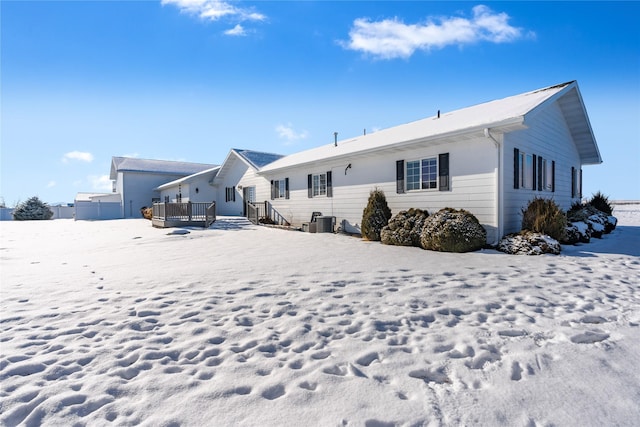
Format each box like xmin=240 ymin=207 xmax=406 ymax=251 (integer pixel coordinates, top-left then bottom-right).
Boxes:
xmin=265 ymin=201 xmax=290 ymax=226
xmin=205 ymin=202 xmax=216 ymax=228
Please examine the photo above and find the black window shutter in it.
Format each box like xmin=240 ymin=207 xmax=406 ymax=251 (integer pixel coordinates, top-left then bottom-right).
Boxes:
xmin=551 ymin=161 xmax=555 ymax=192
xmin=438 ymin=153 xmax=450 ymax=191
xmin=285 ymin=178 xmax=290 ymax=199
xmin=326 ymin=171 xmax=333 ymax=197
xmin=307 ymin=174 xmax=312 ymax=198
xmin=224 ymin=187 xmax=227 ymax=202
xmin=532 ymin=155 xmax=537 ymax=190
xmin=232 ymin=186 xmax=236 ymax=202
xmin=571 ymin=167 xmax=576 ymax=198
xmin=396 ymin=160 xmax=405 ymax=194
xmin=513 ymin=148 xmax=520 ymax=189
xmin=537 ymin=156 xmax=543 ymax=191
xmin=270 ymin=180 xmax=275 ymax=200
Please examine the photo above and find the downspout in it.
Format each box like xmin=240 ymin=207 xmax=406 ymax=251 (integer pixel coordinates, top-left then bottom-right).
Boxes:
xmin=484 ymin=128 xmax=502 ymax=245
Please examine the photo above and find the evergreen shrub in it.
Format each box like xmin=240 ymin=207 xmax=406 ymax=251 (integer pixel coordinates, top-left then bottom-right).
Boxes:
xmin=588 ymin=191 xmax=613 ymax=215
xmin=12 ymin=196 xmax=54 ymax=220
xmin=420 ymin=208 xmax=486 ymax=252
xmin=361 ymin=188 xmax=392 ymax=241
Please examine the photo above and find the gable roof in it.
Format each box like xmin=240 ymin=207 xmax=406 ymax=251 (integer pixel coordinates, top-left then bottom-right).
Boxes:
xmin=213 ymin=149 xmax=284 ymax=184
xmin=260 ymin=81 xmax=601 ymax=173
xmin=110 ymin=157 xmax=217 ymax=180
xmin=155 ymin=166 xmax=221 ymax=191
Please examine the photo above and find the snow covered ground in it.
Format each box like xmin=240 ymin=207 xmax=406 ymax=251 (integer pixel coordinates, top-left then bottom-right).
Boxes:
xmin=1 ymin=204 xmax=639 ymax=426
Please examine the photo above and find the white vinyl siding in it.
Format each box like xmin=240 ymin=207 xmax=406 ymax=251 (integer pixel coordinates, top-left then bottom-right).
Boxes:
xmin=264 ymin=137 xmax=498 ymax=243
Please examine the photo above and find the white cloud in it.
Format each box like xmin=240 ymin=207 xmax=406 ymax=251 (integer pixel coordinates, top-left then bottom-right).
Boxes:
xmin=275 ymin=123 xmax=309 ymax=145
xmin=342 ymin=5 xmax=530 ymax=60
xmin=224 ymin=24 xmax=246 ymax=36
xmin=46 ymin=181 xmax=56 ymax=188
xmin=162 ymin=0 xmax=265 ymax=23
xmin=63 ymin=151 xmax=94 ymax=163
xmin=89 ymin=175 xmax=113 ymax=192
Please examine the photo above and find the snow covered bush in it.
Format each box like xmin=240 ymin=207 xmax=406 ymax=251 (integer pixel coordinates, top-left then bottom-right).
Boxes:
xmin=567 ymin=204 xmax=617 ymax=238
xmin=381 ymin=208 xmax=429 ymax=247
xmin=420 ymin=208 xmax=486 ymax=253
xmin=521 ymin=197 xmax=566 ymax=241
xmin=562 ymin=222 xmax=590 ymax=244
xmin=498 ymin=231 xmax=561 ymax=255
xmin=361 ymin=188 xmax=392 ymax=241
xmin=12 ymin=196 xmax=54 ymax=220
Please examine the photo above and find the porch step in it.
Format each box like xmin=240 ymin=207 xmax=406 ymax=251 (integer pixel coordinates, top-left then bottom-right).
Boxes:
xmin=210 ymin=216 xmax=254 ymax=230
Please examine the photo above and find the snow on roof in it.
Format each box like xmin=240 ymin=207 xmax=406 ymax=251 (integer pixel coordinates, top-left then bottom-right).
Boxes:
xmin=260 ymin=81 xmax=600 ymax=172
xmin=232 ymin=149 xmax=285 ymax=169
xmin=155 ymin=166 xmax=221 ymax=191
xmin=110 ymin=157 xmax=217 ymax=180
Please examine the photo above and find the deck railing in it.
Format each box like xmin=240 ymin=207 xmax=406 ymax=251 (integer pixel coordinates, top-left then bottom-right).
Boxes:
xmin=245 ymin=201 xmax=289 ymax=226
xmin=152 ymin=201 xmax=216 ymax=228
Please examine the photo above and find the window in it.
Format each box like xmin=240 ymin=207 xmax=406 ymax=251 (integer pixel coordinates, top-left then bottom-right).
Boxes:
xmin=514 ymin=148 xmax=555 ymax=192
xmin=542 ymin=159 xmax=553 ymax=192
xmin=396 ymin=154 xmax=449 ymax=194
xmin=313 ymin=173 xmax=326 ymax=196
xmin=225 ymin=186 xmax=235 ymax=202
xmin=571 ymin=167 xmax=582 ymax=198
xmin=271 ymin=178 xmax=289 ymax=200
xmin=406 ymin=157 xmax=437 ymax=191
xmin=307 ymin=172 xmax=332 ymax=198
xmin=519 ymin=152 xmax=534 ymax=189
xmin=276 ymin=179 xmax=286 ymax=198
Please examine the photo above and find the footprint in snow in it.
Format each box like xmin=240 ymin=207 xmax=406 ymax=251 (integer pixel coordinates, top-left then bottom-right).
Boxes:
xmin=570 ymin=331 xmax=610 ymax=344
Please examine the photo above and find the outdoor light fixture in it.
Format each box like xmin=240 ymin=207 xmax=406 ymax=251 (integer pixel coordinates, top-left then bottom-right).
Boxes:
xmin=345 ymin=163 xmax=352 ymax=175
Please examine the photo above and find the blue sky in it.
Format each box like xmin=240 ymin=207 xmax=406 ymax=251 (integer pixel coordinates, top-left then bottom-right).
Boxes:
xmin=1 ymin=1 xmax=638 ymax=205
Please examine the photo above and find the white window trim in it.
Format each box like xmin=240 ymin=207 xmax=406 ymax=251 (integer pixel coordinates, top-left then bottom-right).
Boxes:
xmin=312 ymin=173 xmax=327 ymax=197
xmin=274 ymin=179 xmax=286 ymax=199
xmin=406 ymin=157 xmax=438 ymax=191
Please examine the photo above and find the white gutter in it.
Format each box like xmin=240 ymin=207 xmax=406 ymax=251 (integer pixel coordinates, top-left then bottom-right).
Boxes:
xmin=484 ymin=128 xmax=503 ymax=245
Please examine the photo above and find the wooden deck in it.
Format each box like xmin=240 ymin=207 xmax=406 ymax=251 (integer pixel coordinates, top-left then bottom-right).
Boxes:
xmin=152 ymin=202 xmax=216 ymax=228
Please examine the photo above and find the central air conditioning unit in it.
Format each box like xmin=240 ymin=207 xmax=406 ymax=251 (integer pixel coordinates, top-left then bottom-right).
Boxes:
xmin=316 ymin=216 xmax=335 ymax=233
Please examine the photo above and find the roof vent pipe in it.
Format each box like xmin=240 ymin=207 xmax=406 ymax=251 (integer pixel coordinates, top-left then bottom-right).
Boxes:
xmin=334 ymin=132 xmax=338 ymax=147
xmin=437 ymin=110 xmax=440 ymax=118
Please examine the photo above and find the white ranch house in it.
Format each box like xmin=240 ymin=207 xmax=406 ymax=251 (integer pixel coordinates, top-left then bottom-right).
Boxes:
xmin=86 ymin=81 xmax=601 ymax=244
xmin=221 ymin=81 xmax=600 ymax=243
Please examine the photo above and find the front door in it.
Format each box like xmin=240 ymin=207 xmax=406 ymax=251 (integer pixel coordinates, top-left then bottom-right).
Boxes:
xmin=242 ymin=186 xmax=256 ymax=216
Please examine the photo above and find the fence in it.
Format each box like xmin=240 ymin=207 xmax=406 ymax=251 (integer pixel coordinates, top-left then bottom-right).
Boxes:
xmin=74 ymin=201 xmax=122 ymax=220
xmin=0 ymin=206 xmax=75 ymax=221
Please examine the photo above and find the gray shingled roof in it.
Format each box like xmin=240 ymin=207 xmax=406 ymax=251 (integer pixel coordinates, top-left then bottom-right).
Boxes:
xmin=233 ymin=149 xmax=285 ymax=169
xmin=110 ymin=157 xmax=218 ymax=180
